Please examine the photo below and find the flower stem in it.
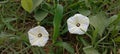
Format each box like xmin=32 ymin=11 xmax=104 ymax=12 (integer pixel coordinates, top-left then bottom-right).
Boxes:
xmin=77 ymin=36 xmax=89 ymax=47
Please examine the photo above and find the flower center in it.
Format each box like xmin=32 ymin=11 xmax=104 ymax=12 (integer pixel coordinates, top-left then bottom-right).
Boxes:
xmin=76 ymin=23 xmax=80 ymax=27
xmin=38 ymin=33 xmax=42 ymax=37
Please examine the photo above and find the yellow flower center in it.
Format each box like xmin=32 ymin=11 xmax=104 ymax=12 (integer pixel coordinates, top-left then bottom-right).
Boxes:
xmin=38 ymin=33 xmax=42 ymax=37
xmin=76 ymin=23 xmax=80 ymax=27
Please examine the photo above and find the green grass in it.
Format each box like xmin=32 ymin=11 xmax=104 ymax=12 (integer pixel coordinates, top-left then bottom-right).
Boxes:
xmin=0 ymin=0 xmax=120 ymax=54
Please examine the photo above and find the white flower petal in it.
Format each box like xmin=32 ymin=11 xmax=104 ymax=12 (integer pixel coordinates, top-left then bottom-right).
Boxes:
xmin=28 ymin=26 xmax=49 ymax=47
xmin=79 ymin=17 xmax=89 ymax=24
xmin=75 ymin=14 xmax=89 ymax=24
xmin=28 ymin=33 xmax=38 ymax=43
xmin=67 ymin=22 xmax=76 ymax=29
xmin=30 ymin=38 xmax=39 ymax=46
xmin=80 ymin=24 xmax=89 ymax=32
xmin=38 ymin=26 xmax=49 ymax=37
xmin=69 ymin=27 xmax=85 ymax=34
xmin=67 ymin=17 xmax=77 ymax=25
xmin=31 ymin=36 xmax=49 ymax=47
xmin=67 ymin=14 xmax=89 ymax=35
xmin=38 ymin=36 xmax=49 ymax=46
xmin=68 ymin=27 xmax=76 ymax=33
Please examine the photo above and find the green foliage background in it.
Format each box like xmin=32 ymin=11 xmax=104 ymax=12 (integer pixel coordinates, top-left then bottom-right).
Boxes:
xmin=0 ymin=0 xmax=120 ymax=54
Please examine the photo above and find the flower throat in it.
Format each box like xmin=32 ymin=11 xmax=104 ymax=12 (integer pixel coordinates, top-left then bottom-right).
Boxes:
xmin=38 ymin=33 xmax=42 ymax=37
xmin=76 ymin=23 xmax=80 ymax=27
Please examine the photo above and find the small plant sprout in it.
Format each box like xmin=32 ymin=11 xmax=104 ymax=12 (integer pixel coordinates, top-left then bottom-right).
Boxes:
xmin=67 ymin=14 xmax=89 ymax=35
xmin=28 ymin=26 xmax=49 ymax=47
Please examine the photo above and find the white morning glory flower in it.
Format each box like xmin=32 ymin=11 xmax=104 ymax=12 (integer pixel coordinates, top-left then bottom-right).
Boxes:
xmin=67 ymin=14 xmax=89 ymax=35
xmin=28 ymin=26 xmax=49 ymax=47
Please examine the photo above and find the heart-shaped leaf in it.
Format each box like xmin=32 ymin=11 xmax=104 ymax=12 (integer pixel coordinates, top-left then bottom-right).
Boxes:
xmin=21 ymin=0 xmax=33 ymax=13
xmin=55 ymin=42 xmax=75 ymax=54
xmin=83 ymin=46 xmax=100 ymax=54
xmin=32 ymin=0 xmax=43 ymax=11
xmin=21 ymin=0 xmax=43 ymax=13
xmin=34 ymin=9 xmax=48 ymax=22
xmin=89 ymin=12 xmax=107 ymax=36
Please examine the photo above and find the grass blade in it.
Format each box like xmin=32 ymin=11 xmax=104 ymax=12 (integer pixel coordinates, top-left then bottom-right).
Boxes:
xmin=53 ymin=4 xmax=63 ymax=43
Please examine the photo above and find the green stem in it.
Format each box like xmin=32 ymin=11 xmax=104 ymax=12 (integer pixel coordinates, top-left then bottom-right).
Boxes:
xmin=80 ymin=28 xmax=92 ymax=40
xmin=94 ymin=28 xmax=111 ymax=48
xmin=92 ymin=29 xmax=98 ymax=46
xmin=78 ymin=36 xmax=89 ymax=47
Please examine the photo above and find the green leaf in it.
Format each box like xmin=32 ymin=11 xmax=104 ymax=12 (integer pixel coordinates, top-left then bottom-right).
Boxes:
xmin=53 ymin=4 xmax=63 ymax=43
xmin=110 ymin=13 xmax=120 ymax=25
xmin=85 ymin=0 xmax=91 ymax=8
xmin=0 ymin=32 xmax=17 ymax=44
xmin=21 ymin=0 xmax=33 ymax=13
xmin=108 ymin=15 xmax=118 ymax=25
xmin=102 ymin=49 xmax=107 ymax=54
xmin=5 ymin=23 xmax=16 ymax=31
xmin=114 ymin=36 xmax=120 ymax=42
xmin=32 ymin=0 xmax=43 ymax=11
xmin=31 ymin=47 xmax=40 ymax=54
xmin=39 ymin=47 xmax=46 ymax=54
xmin=19 ymin=32 xmax=28 ymax=43
xmin=21 ymin=0 xmax=43 ymax=13
xmin=4 ymin=18 xmax=17 ymax=23
xmin=48 ymin=46 xmax=54 ymax=54
xmin=83 ymin=46 xmax=100 ymax=54
xmin=1 ymin=18 xmax=17 ymax=31
xmin=107 ymin=14 xmax=120 ymax=37
xmin=67 ymin=1 xmax=81 ymax=10
xmin=89 ymin=12 xmax=107 ymax=36
xmin=55 ymin=42 xmax=75 ymax=54
xmin=61 ymin=26 xmax=68 ymax=35
xmin=78 ymin=36 xmax=89 ymax=46
xmin=79 ymin=9 xmax=91 ymax=16
xmin=0 ymin=32 xmax=15 ymax=38
xmin=34 ymin=9 xmax=48 ymax=22
xmin=56 ymin=47 xmax=63 ymax=54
